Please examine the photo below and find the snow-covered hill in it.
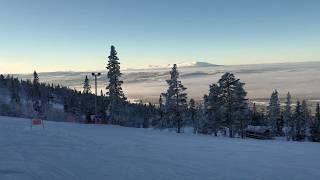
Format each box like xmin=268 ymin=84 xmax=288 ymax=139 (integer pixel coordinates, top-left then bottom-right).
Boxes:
xmin=1 ymin=116 xmax=320 ymax=180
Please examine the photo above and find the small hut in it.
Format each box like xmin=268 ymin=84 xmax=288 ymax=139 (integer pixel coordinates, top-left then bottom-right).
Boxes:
xmin=245 ymin=125 xmax=272 ymax=139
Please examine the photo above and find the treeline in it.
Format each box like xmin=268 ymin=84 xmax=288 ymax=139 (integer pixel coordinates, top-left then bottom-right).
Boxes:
xmin=155 ymin=64 xmax=320 ymax=142
xmin=0 ymin=72 xmax=155 ymax=126
xmin=1 ymin=45 xmax=320 ymax=142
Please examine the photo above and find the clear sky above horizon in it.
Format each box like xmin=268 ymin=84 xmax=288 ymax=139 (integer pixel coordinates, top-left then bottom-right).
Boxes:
xmin=0 ymin=0 xmax=320 ymax=73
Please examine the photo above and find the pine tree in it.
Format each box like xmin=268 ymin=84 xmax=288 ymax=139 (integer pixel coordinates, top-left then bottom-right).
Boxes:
xmin=156 ymin=94 xmax=166 ymax=128
xmin=189 ymin=98 xmax=197 ymax=133
xmin=301 ymin=100 xmax=310 ymax=131
xmin=316 ymin=103 xmax=320 ymax=126
xmin=39 ymin=86 xmax=52 ymax=118
xmin=203 ymin=83 xmax=222 ymax=135
xmin=310 ymin=103 xmax=320 ymax=141
xmin=97 ymin=93 xmax=108 ymax=121
xmin=283 ymin=92 xmax=293 ymax=140
xmin=83 ymin=75 xmax=91 ymax=94
xmin=8 ymin=77 xmax=21 ymax=116
xmin=106 ymin=45 xmax=126 ymax=124
xmin=218 ymin=72 xmax=248 ymax=138
xmin=162 ymin=64 xmax=188 ymax=133
xmin=10 ymin=78 xmax=20 ymax=104
xmin=314 ymin=103 xmax=320 ymax=140
xmin=234 ymin=79 xmax=249 ymax=138
xmin=267 ymin=90 xmax=281 ymax=135
xmin=293 ymin=101 xmax=305 ymax=141
xmin=251 ymin=103 xmax=261 ymax=126
xmin=69 ymin=91 xmax=82 ymax=120
xmin=0 ymin=74 xmax=4 ymax=85
xmin=32 ymin=71 xmax=41 ymax=117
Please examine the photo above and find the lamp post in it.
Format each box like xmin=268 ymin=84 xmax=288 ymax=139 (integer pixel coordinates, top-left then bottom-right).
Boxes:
xmin=91 ymin=72 xmax=101 ymax=118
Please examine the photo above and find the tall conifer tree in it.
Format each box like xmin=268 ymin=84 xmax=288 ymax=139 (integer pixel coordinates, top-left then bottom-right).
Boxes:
xmin=83 ymin=75 xmax=91 ymax=94
xmin=283 ymin=92 xmax=293 ymax=140
xmin=106 ymin=45 xmax=126 ymax=124
xmin=218 ymin=72 xmax=248 ymax=138
xmin=268 ymin=90 xmax=281 ymax=135
xmin=163 ymin=64 xmax=187 ymax=133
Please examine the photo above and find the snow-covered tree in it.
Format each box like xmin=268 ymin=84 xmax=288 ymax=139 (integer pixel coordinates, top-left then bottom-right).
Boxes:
xmin=155 ymin=95 xmax=166 ymax=128
xmin=32 ymin=71 xmax=41 ymax=117
xmin=10 ymin=78 xmax=20 ymax=104
xmin=267 ymin=90 xmax=281 ymax=135
xmin=83 ymin=75 xmax=91 ymax=94
xmin=317 ymin=103 xmax=320 ymax=121
xmin=301 ymin=100 xmax=310 ymax=130
xmin=283 ymin=92 xmax=293 ymax=140
xmin=106 ymin=45 xmax=126 ymax=124
xmin=218 ymin=72 xmax=248 ymax=138
xmin=203 ymin=84 xmax=222 ymax=135
xmin=162 ymin=64 xmax=188 ymax=133
xmin=310 ymin=103 xmax=320 ymax=141
xmin=188 ymin=98 xmax=197 ymax=133
xmin=64 ymin=90 xmax=82 ymax=120
xmin=293 ymin=101 xmax=306 ymax=141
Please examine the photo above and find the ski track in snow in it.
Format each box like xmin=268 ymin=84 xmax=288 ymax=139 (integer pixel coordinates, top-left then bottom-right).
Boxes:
xmin=1 ymin=116 xmax=320 ymax=180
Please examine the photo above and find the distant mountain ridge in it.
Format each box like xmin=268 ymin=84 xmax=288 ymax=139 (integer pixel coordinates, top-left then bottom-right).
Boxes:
xmin=147 ymin=61 xmax=220 ymax=69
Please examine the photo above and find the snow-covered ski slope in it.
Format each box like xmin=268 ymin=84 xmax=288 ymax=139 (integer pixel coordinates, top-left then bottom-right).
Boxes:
xmin=1 ymin=116 xmax=320 ymax=180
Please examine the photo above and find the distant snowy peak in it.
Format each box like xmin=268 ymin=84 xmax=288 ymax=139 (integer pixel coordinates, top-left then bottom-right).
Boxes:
xmin=148 ymin=61 xmax=220 ymax=69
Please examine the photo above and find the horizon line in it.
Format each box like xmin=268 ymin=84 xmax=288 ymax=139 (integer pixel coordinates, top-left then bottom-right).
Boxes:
xmin=2 ymin=60 xmax=320 ymax=75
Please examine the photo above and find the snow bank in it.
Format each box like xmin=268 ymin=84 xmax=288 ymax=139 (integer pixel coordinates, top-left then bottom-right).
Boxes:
xmin=0 ymin=116 xmax=320 ymax=180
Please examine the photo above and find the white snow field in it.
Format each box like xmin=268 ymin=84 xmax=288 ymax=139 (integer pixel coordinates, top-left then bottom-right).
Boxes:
xmin=1 ymin=116 xmax=320 ymax=180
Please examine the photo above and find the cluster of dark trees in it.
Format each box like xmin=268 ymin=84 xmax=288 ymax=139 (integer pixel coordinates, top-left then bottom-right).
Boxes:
xmin=156 ymin=63 xmax=320 ymax=141
xmin=156 ymin=64 xmax=248 ymax=138
xmin=264 ymin=91 xmax=320 ymax=141
xmin=0 ymin=72 xmax=55 ymax=118
xmin=1 ymin=45 xmax=320 ymax=142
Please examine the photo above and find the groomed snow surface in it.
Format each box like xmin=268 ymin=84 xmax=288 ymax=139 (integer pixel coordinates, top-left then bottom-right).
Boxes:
xmin=1 ymin=116 xmax=320 ymax=180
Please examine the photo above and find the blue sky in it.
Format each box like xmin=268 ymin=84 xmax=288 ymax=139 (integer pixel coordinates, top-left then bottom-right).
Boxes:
xmin=0 ymin=0 xmax=320 ymax=73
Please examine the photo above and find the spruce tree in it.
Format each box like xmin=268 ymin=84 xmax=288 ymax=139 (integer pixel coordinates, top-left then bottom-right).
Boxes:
xmin=0 ymin=74 xmax=4 ymax=86
xmin=39 ymin=86 xmax=51 ymax=118
xmin=293 ymin=101 xmax=305 ymax=141
xmin=310 ymin=103 xmax=320 ymax=141
xmin=203 ymin=83 xmax=222 ymax=135
xmin=301 ymin=100 xmax=310 ymax=130
xmin=162 ymin=64 xmax=188 ymax=133
xmin=10 ymin=78 xmax=20 ymax=104
xmin=156 ymin=94 xmax=166 ymax=128
xmin=106 ymin=45 xmax=126 ymax=124
xmin=234 ymin=79 xmax=249 ymax=138
xmin=316 ymin=103 xmax=320 ymax=126
xmin=315 ymin=103 xmax=320 ymax=140
xmin=189 ymin=98 xmax=197 ymax=133
xmin=32 ymin=71 xmax=41 ymax=117
xmin=267 ymin=90 xmax=281 ymax=135
xmin=283 ymin=92 xmax=293 ymax=140
xmin=251 ymin=103 xmax=261 ymax=126
xmin=83 ymin=75 xmax=91 ymax=94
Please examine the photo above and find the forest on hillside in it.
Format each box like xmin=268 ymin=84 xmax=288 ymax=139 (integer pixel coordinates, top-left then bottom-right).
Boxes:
xmin=1 ymin=46 xmax=320 ymax=142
